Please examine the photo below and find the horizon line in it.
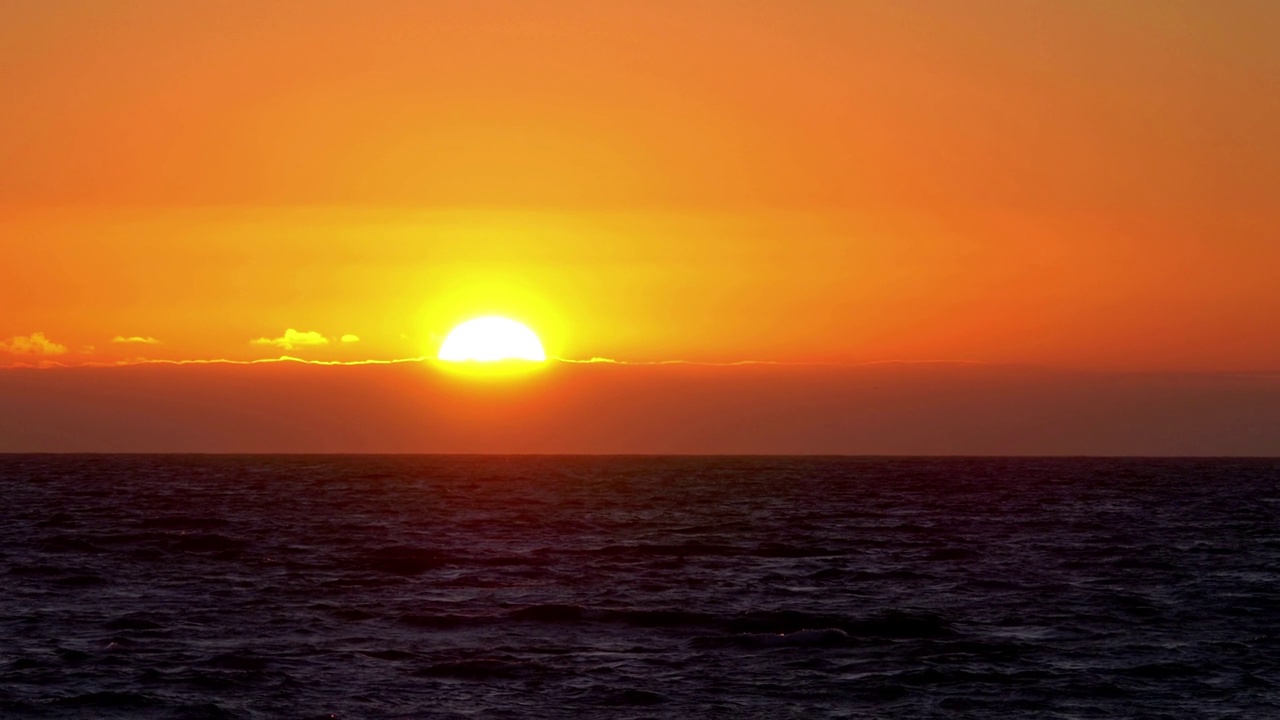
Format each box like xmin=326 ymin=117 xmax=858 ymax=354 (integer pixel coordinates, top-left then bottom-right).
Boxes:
xmin=1 ymin=355 xmax=1278 ymax=377
xmin=1 ymin=451 xmax=1278 ymax=459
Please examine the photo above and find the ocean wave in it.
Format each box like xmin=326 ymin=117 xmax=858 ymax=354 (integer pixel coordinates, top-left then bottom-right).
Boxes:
xmin=414 ymin=657 xmax=547 ymax=681
xmin=52 ymin=691 xmax=157 ymax=709
xmin=3 ymin=455 xmax=1278 ymax=719
xmin=394 ymin=603 xmax=955 ymax=642
xmin=135 ymin=516 xmax=231 ymax=531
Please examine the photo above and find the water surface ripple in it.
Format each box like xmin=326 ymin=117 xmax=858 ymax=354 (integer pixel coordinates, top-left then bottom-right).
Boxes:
xmin=1 ymin=455 xmax=1277 ymax=718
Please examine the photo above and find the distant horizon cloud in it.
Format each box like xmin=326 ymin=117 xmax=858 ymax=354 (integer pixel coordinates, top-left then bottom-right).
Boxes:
xmin=250 ymin=329 xmax=330 ymax=350
xmin=0 ymin=361 xmax=1276 ymax=455
xmin=112 ymin=335 xmax=161 ymax=345
xmin=341 ymin=334 xmax=360 ymax=343
xmin=0 ymin=332 xmax=68 ymax=355
xmin=556 ymin=356 xmax=792 ymax=366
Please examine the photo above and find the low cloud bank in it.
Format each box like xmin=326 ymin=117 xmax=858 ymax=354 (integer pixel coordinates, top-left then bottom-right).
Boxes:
xmin=0 ymin=363 xmax=1276 ymax=455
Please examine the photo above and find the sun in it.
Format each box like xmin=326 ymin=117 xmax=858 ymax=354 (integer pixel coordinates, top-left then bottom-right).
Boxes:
xmin=437 ymin=316 xmax=547 ymax=363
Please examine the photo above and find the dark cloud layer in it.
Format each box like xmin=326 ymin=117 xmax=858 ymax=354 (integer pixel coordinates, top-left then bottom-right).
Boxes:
xmin=1 ymin=363 xmax=1276 ymax=455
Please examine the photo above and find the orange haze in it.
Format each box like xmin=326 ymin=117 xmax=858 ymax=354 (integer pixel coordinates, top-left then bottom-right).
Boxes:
xmin=1 ymin=2 xmax=1278 ymax=453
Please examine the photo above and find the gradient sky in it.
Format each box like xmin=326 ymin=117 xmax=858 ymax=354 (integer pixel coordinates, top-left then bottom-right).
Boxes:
xmin=2 ymin=1 xmax=1278 ymax=453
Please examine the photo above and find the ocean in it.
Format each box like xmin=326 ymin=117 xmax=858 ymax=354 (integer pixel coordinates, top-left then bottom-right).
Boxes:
xmin=1 ymin=455 xmax=1277 ymax=718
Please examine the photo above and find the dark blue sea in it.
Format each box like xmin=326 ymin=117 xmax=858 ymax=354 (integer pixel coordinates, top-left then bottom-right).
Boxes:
xmin=1 ymin=456 xmax=1278 ymax=719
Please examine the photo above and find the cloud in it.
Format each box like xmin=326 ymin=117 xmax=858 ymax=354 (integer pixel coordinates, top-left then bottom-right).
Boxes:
xmin=340 ymin=334 xmax=360 ymax=343
xmin=3 ymin=363 xmax=1278 ymax=455
xmin=553 ymin=356 xmax=787 ymax=366
xmin=251 ymin=329 xmax=330 ymax=350
xmin=555 ymin=356 xmax=620 ymax=364
xmin=1 ymin=332 xmax=68 ymax=355
xmin=112 ymin=336 xmax=161 ymax=345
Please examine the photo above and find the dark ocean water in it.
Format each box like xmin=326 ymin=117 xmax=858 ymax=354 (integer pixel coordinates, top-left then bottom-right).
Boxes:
xmin=1 ymin=456 xmax=1278 ymax=719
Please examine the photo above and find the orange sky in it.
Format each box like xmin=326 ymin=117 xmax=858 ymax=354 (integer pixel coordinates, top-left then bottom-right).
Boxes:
xmin=2 ymin=2 xmax=1278 ymax=376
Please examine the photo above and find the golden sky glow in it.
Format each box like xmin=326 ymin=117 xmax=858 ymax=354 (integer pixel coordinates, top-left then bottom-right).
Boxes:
xmin=2 ymin=1 xmax=1279 ymax=373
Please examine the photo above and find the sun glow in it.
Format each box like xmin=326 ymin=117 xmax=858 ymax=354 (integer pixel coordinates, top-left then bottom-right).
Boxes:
xmin=437 ymin=316 xmax=547 ymax=363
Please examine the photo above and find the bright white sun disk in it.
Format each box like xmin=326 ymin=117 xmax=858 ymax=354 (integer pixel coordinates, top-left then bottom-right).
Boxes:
xmin=437 ymin=316 xmax=546 ymax=362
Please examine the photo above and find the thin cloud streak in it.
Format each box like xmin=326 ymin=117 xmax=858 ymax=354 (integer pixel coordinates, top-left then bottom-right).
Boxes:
xmin=4 ymin=354 xmax=804 ymax=371
xmin=550 ymin=356 xmax=1001 ymax=368
xmin=41 ymin=356 xmax=796 ymax=370
xmin=114 ymin=356 xmax=429 ymax=368
xmin=12 ymin=354 xmax=1262 ymax=374
xmin=554 ymin=356 xmax=787 ymax=366
xmin=1 ymin=356 xmax=430 ymax=370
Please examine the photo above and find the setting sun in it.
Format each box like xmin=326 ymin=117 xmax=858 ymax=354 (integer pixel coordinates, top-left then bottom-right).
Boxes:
xmin=3 ymin=3 xmax=1279 ymax=718
xmin=437 ymin=317 xmax=547 ymax=363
